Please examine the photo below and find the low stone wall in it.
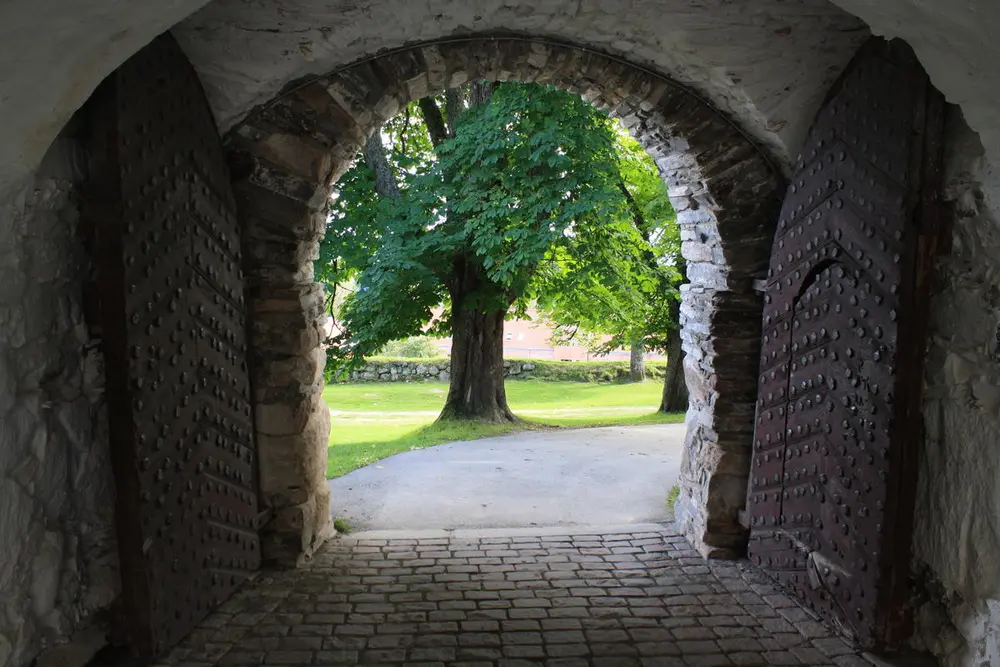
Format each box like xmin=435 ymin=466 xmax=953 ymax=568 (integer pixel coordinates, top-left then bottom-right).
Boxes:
xmin=347 ymin=359 xmax=537 ymax=382
xmin=344 ymin=358 xmax=668 ymax=383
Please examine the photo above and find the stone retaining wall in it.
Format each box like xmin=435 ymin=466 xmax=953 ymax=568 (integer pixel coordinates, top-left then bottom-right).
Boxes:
xmin=345 ymin=359 xmax=671 ymax=383
xmin=348 ymin=359 xmax=536 ymax=383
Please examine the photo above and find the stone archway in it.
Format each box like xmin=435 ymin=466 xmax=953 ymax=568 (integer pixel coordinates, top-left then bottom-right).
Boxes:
xmin=223 ymin=35 xmax=785 ymax=563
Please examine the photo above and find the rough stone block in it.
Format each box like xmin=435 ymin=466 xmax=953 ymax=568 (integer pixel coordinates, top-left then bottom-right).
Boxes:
xmin=255 ymin=133 xmax=333 ymax=184
xmin=232 ymin=181 xmax=325 ymax=237
xmin=261 ymin=348 xmax=327 ymax=389
xmin=255 ymin=390 xmax=327 ymax=438
xmin=259 ymin=401 xmax=328 ymax=477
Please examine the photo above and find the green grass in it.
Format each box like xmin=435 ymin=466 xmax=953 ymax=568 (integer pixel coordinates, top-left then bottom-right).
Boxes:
xmin=322 ymin=379 xmax=670 ymax=412
xmin=536 ymin=412 xmax=682 ymax=428
xmin=326 ymin=420 xmax=531 ymax=478
xmin=323 ymin=382 xmax=450 ymax=412
xmin=325 ymin=380 xmax=684 ymax=478
xmin=666 ymin=485 xmax=681 ymax=511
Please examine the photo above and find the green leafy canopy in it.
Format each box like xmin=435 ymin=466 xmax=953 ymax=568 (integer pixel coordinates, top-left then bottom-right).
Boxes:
xmin=537 ymin=126 xmax=682 ymax=354
xmin=317 ymin=81 xmax=680 ymax=369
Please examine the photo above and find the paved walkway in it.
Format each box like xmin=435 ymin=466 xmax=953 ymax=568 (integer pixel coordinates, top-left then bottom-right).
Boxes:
xmin=155 ymin=524 xmax=873 ymax=667
xmin=328 ymin=425 xmax=685 ymax=531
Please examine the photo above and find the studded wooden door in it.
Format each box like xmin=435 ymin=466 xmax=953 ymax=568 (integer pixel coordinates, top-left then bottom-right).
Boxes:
xmin=746 ymin=39 xmax=945 ymax=650
xmin=86 ymin=34 xmax=260 ymax=655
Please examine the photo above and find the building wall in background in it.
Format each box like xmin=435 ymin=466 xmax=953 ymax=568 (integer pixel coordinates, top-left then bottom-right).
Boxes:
xmin=431 ymin=309 xmax=665 ymax=361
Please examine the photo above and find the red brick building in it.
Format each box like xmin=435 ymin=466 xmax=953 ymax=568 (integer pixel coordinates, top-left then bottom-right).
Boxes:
xmin=431 ymin=309 xmax=665 ymax=361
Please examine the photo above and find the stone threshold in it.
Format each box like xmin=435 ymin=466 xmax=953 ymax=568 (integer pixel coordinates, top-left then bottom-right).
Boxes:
xmin=339 ymin=521 xmax=673 ymax=542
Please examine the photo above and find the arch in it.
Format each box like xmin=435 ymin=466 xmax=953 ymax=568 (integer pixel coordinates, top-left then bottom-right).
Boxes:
xmin=0 ymin=0 xmax=872 ymax=210
xmin=223 ymin=35 xmax=784 ymax=561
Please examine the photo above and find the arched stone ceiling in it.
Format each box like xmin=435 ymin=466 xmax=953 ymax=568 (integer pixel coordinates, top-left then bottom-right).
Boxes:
xmin=0 ymin=0 xmax=867 ymax=199
xmin=3 ymin=0 xmax=1000 ymax=202
xmin=0 ymin=0 xmax=211 ymax=194
xmin=171 ymin=0 xmax=867 ymax=172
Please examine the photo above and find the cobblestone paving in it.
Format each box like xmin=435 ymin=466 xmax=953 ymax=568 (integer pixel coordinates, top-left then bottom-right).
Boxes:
xmin=156 ymin=525 xmax=876 ymax=667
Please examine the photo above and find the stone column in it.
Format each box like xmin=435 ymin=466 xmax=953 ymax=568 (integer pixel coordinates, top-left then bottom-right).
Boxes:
xmin=674 ymin=284 xmax=763 ymax=557
xmin=228 ymin=119 xmax=338 ymax=566
xmin=661 ymin=152 xmax=779 ymax=559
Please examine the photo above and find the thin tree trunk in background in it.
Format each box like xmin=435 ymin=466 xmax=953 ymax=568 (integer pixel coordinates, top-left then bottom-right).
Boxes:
xmin=659 ymin=327 xmax=688 ymax=413
xmin=444 ymin=88 xmax=464 ymax=134
xmin=469 ymin=81 xmax=494 ymax=107
xmin=619 ymin=178 xmax=655 ymax=387
xmin=362 ymin=131 xmax=401 ymax=199
xmin=660 ymin=256 xmax=689 ymax=413
xmin=418 ymin=97 xmax=450 ymax=147
xmin=629 ymin=339 xmax=645 ymax=382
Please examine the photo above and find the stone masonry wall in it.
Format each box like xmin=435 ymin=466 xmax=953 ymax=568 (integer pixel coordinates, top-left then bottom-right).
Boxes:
xmin=345 ymin=359 xmax=667 ymax=383
xmin=908 ymin=110 xmax=1000 ymax=667
xmin=0 ymin=134 xmax=116 ymax=666
xmin=348 ymin=359 xmax=536 ymax=383
xmin=225 ymin=36 xmax=785 ymax=561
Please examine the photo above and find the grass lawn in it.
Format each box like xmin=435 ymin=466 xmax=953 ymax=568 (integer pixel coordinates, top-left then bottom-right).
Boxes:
xmin=324 ymin=380 xmax=685 ymax=478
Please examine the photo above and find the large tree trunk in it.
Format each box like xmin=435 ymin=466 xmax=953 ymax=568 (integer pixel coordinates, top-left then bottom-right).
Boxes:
xmin=439 ymin=257 xmax=517 ymax=423
xmin=629 ymin=339 xmax=645 ymax=382
xmin=423 ymin=88 xmax=513 ymax=424
xmin=659 ymin=327 xmax=688 ymax=413
xmin=440 ymin=306 xmax=517 ymax=423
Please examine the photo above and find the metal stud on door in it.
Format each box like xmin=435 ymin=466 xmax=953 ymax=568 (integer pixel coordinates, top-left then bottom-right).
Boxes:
xmin=85 ymin=34 xmax=260 ymax=655
xmin=746 ymin=38 xmax=945 ymax=650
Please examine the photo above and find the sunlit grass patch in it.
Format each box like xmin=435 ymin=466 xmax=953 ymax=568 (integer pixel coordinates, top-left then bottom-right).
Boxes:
xmin=325 ymin=380 xmax=684 ymax=478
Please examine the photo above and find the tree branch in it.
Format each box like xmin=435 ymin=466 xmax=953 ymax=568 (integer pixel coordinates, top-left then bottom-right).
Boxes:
xmin=398 ymin=105 xmax=412 ymax=157
xmin=618 ymin=180 xmax=648 ymax=238
xmin=618 ymin=179 xmax=661 ymax=271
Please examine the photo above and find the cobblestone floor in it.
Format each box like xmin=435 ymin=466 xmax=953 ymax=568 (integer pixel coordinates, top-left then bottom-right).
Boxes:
xmin=156 ymin=525 xmax=876 ymax=667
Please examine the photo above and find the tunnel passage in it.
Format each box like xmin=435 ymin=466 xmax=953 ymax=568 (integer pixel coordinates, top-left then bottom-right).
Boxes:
xmin=223 ymin=35 xmax=786 ymax=568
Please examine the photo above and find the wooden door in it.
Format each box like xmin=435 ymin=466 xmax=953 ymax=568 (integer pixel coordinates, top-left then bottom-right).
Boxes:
xmin=85 ymin=33 xmax=261 ymax=655
xmin=746 ymin=38 xmax=945 ymax=649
